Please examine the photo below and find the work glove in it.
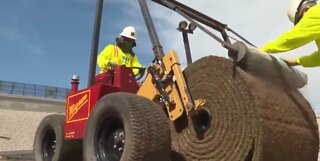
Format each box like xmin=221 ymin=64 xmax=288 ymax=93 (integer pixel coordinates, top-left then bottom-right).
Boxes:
xmin=280 ymin=58 xmax=299 ymax=66
xmin=139 ymin=67 xmax=146 ymax=75
xmin=107 ymin=61 xmax=116 ymax=68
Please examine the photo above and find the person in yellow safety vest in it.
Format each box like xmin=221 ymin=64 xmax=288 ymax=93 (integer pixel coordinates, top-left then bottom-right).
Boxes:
xmin=261 ymin=0 xmax=320 ymax=67
xmin=97 ymin=26 xmax=143 ymax=75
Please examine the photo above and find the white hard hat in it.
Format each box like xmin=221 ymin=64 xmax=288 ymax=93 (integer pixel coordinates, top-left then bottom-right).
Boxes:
xmin=119 ymin=26 xmax=136 ymax=40
xmin=287 ymin=0 xmax=302 ymax=23
xmin=287 ymin=0 xmax=317 ymax=23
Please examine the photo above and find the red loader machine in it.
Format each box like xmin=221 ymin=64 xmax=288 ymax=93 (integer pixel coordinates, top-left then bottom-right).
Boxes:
xmin=33 ymin=0 xmax=319 ymax=161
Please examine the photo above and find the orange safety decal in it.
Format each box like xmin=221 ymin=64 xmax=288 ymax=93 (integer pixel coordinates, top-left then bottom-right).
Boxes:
xmin=66 ymin=90 xmax=91 ymax=123
xmin=114 ymin=45 xmax=118 ymax=58
xmin=65 ymin=131 xmax=75 ymax=139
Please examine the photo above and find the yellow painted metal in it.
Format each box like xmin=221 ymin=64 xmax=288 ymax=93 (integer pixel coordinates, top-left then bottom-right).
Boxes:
xmin=194 ymin=99 xmax=206 ymax=110
xmin=137 ymin=50 xmax=205 ymax=121
xmin=163 ymin=82 xmax=185 ymax=120
xmin=163 ymin=51 xmax=195 ymax=113
xmin=137 ymin=73 xmax=159 ymax=100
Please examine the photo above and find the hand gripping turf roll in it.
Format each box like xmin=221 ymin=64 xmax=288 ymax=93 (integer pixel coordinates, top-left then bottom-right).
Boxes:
xmin=230 ymin=42 xmax=308 ymax=89
xmin=171 ymin=55 xmax=318 ymax=161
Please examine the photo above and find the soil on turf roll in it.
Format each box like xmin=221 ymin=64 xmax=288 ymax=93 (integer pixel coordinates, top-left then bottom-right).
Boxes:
xmin=170 ymin=56 xmax=318 ymax=161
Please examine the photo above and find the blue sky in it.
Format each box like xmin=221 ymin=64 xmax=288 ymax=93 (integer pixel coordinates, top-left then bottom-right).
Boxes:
xmin=0 ymin=0 xmax=154 ymax=89
xmin=1 ymin=0 xmax=320 ymax=111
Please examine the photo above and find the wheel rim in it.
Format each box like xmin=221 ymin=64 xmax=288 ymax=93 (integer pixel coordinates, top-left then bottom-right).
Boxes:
xmin=42 ymin=127 xmax=56 ymax=161
xmin=95 ymin=116 xmax=125 ymax=161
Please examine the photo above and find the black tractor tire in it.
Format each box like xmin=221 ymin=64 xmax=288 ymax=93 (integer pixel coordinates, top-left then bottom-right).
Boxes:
xmin=83 ymin=92 xmax=171 ymax=161
xmin=33 ymin=114 xmax=82 ymax=161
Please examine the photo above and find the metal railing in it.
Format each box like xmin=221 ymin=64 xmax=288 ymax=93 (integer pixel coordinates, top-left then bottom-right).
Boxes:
xmin=0 ymin=80 xmax=69 ymax=99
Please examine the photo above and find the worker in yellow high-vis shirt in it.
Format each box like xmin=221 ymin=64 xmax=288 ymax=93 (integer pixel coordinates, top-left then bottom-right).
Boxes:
xmin=261 ymin=0 xmax=320 ymax=67
xmin=97 ymin=26 xmax=143 ymax=75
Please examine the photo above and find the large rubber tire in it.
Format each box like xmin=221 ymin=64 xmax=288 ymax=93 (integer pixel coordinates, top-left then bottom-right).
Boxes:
xmin=171 ymin=56 xmax=256 ymax=161
xmin=33 ymin=114 xmax=82 ymax=161
xmin=83 ymin=92 xmax=171 ymax=161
